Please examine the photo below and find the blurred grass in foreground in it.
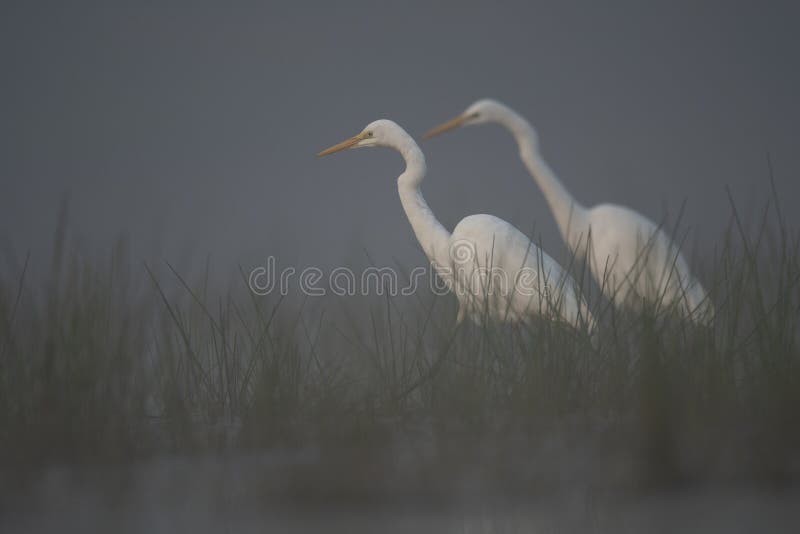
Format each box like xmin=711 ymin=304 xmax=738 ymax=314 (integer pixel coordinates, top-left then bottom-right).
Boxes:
xmin=0 ymin=193 xmax=798 ymax=501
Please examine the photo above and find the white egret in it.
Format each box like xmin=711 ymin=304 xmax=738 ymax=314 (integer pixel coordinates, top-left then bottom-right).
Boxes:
xmin=318 ymin=119 xmax=594 ymax=331
xmin=425 ymin=100 xmax=713 ymax=324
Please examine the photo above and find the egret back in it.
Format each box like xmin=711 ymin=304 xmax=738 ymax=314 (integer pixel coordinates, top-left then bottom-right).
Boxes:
xmin=585 ymin=204 xmax=712 ymax=323
xmin=450 ymin=214 xmax=593 ymax=329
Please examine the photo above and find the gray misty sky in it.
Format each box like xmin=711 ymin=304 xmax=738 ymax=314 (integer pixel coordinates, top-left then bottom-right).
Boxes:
xmin=1 ymin=1 xmax=798 ymax=278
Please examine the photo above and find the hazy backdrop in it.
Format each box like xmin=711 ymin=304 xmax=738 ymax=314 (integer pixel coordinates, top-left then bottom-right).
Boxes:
xmin=2 ymin=0 xmax=798 ymax=281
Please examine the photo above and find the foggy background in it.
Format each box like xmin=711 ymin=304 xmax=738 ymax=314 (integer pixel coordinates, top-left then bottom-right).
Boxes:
xmin=2 ymin=4 xmax=800 ymax=531
xmin=2 ymin=0 xmax=798 ymax=280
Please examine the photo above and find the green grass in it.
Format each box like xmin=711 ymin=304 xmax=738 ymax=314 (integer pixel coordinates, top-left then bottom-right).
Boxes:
xmin=0 ymin=194 xmax=798 ymax=500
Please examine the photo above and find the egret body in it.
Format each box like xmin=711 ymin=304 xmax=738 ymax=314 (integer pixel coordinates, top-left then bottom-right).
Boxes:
xmin=425 ymin=100 xmax=713 ymax=324
xmin=318 ymin=119 xmax=594 ymax=330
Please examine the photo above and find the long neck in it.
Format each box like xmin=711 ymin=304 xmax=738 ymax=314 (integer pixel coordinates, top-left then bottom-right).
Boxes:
xmin=395 ymin=139 xmax=453 ymax=279
xmin=502 ymin=112 xmax=588 ymax=245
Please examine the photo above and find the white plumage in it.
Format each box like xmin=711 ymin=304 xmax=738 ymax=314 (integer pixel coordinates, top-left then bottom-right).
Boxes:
xmin=318 ymin=119 xmax=594 ymax=331
xmin=425 ymin=99 xmax=713 ymax=324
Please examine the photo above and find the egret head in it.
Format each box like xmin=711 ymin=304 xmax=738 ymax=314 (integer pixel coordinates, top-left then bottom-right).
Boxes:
xmin=317 ymin=119 xmax=406 ymax=157
xmin=423 ymin=99 xmax=512 ymax=139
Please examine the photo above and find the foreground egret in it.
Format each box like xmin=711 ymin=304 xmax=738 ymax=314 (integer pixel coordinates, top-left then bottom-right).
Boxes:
xmin=425 ymin=100 xmax=713 ymax=324
xmin=318 ymin=119 xmax=593 ymax=331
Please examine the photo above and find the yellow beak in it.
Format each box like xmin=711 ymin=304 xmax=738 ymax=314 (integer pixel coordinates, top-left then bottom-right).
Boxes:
xmin=423 ymin=114 xmax=470 ymax=140
xmin=317 ymin=131 xmax=367 ymax=157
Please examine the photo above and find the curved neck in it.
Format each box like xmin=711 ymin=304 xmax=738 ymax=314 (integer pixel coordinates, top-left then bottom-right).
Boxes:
xmin=500 ymin=111 xmax=588 ymax=244
xmin=395 ymin=139 xmax=452 ymax=279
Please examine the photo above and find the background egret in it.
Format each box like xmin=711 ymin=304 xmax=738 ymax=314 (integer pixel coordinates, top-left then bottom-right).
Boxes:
xmin=425 ymin=100 xmax=713 ymax=324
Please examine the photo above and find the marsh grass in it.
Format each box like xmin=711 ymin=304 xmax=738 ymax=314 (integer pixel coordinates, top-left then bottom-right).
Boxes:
xmin=0 ymin=193 xmax=798 ymax=500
